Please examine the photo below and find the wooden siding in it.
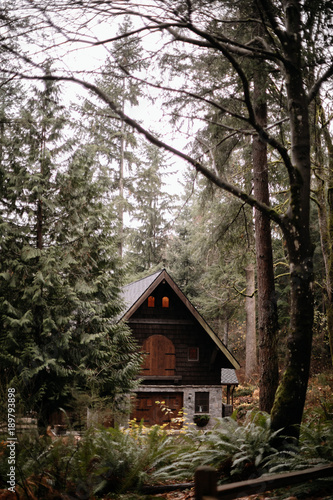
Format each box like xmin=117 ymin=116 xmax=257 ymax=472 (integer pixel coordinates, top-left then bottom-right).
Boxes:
xmin=128 ymin=281 xmax=234 ymax=386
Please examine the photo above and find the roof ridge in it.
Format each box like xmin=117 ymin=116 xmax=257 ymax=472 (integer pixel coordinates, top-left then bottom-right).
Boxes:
xmin=123 ymin=269 xmax=164 ymax=288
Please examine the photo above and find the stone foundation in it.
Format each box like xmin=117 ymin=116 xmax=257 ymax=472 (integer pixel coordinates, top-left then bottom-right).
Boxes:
xmin=134 ymin=385 xmax=224 ymax=429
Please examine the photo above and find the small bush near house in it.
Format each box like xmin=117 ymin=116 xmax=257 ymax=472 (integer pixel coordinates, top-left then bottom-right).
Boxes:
xmin=193 ymin=414 xmax=210 ymax=427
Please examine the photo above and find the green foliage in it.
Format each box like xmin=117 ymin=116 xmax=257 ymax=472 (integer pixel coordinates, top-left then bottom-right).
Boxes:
xmin=1 ymin=408 xmax=332 ymax=497
xmin=0 ymin=423 xmax=184 ymax=497
xmin=126 ymin=142 xmax=176 ymax=274
xmin=0 ymin=77 xmax=141 ymax=423
xmin=193 ymin=414 xmax=210 ymax=427
xmin=167 ymin=178 xmax=248 ymax=341
xmin=188 ymin=413 xmax=281 ymax=481
xmin=78 ymin=16 xmax=148 ymax=259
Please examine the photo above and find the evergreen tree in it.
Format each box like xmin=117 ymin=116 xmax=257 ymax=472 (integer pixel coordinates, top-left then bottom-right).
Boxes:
xmin=167 ymin=172 xmax=248 ymax=342
xmin=126 ymin=142 xmax=175 ymax=275
xmin=0 ymin=79 xmax=141 ymax=424
xmin=166 ymin=204 xmax=200 ymax=300
xmin=78 ymin=16 xmax=147 ymax=256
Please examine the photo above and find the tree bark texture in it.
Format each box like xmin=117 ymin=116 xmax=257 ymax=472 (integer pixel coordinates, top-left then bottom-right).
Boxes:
xmin=317 ymin=103 xmax=333 ymax=366
xmin=245 ymin=264 xmax=257 ymax=380
xmin=270 ymin=0 xmax=314 ymax=439
xmin=253 ymin=56 xmax=279 ymax=413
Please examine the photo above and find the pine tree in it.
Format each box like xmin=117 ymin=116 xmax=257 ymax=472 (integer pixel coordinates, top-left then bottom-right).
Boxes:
xmin=78 ymin=16 xmax=147 ymax=256
xmin=0 ymin=78 xmax=141 ymax=424
xmin=126 ymin=142 xmax=175 ymax=274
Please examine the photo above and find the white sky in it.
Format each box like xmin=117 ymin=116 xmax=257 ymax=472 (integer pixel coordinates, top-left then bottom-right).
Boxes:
xmin=54 ymin=21 xmax=189 ymax=199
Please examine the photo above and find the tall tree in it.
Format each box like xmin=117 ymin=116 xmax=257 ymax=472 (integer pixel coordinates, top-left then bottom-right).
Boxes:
xmin=0 ymin=79 xmax=141 ymax=424
xmin=167 ymin=173 xmax=251 ymax=348
xmin=245 ymin=264 xmax=257 ymax=379
xmin=126 ymin=142 xmax=174 ymax=274
xmin=314 ymin=99 xmax=333 ymax=366
xmin=252 ymin=23 xmax=279 ymax=410
xmin=79 ymin=16 xmax=147 ymax=256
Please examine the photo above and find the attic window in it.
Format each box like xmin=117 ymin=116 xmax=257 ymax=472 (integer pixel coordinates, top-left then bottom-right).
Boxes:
xmin=162 ymin=296 xmax=169 ymax=308
xmin=148 ymin=296 xmax=155 ymax=308
xmin=188 ymin=347 xmax=199 ymax=361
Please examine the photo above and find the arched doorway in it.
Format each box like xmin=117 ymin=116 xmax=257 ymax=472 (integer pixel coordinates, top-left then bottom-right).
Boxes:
xmin=141 ymin=334 xmax=176 ymax=376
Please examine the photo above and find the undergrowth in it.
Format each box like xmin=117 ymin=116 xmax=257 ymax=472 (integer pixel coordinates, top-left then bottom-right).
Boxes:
xmin=1 ymin=408 xmax=332 ymax=498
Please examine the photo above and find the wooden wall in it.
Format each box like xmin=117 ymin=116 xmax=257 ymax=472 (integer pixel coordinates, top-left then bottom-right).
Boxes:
xmin=128 ymin=281 xmax=234 ymax=386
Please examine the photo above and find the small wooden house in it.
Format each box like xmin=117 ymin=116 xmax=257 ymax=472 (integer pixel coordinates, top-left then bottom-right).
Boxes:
xmin=119 ymin=269 xmax=240 ymax=428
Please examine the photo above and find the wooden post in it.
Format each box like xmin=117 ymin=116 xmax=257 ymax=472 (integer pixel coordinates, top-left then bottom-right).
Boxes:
xmin=195 ymin=466 xmax=217 ymax=500
xmin=226 ymin=386 xmax=230 ymax=405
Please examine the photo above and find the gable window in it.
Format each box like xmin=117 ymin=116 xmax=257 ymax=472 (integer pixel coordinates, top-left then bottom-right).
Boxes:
xmin=188 ymin=347 xmax=199 ymax=361
xmin=162 ymin=296 xmax=169 ymax=308
xmin=195 ymin=392 xmax=209 ymax=413
xmin=148 ymin=296 xmax=155 ymax=307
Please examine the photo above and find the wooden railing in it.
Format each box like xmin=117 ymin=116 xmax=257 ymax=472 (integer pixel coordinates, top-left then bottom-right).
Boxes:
xmin=194 ymin=464 xmax=333 ymax=500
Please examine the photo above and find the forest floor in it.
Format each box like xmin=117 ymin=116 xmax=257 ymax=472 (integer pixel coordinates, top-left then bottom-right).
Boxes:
xmin=1 ymin=372 xmax=332 ymax=500
xmin=116 ymin=371 xmax=333 ymax=500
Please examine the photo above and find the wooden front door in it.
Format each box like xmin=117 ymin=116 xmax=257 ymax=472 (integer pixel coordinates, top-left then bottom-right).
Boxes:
xmin=133 ymin=392 xmax=183 ymax=427
xmin=142 ymin=335 xmax=176 ymax=376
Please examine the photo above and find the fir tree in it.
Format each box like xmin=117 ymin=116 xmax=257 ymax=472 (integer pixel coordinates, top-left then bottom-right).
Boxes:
xmin=78 ymin=16 xmax=147 ymax=256
xmin=0 ymin=78 xmax=141 ymax=425
xmin=126 ymin=142 xmax=175 ymax=275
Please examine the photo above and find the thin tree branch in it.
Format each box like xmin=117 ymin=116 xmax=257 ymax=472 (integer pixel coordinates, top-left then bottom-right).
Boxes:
xmin=256 ymin=0 xmax=287 ymax=45
xmin=164 ymin=22 xmax=295 ymax=182
xmin=13 ymin=69 xmax=285 ymax=230
xmin=308 ymin=64 xmax=333 ymax=103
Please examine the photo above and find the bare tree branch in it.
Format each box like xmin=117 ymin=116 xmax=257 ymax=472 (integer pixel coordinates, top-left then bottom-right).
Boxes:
xmin=308 ymin=64 xmax=333 ymax=103
xmin=11 ymin=69 xmax=284 ymax=229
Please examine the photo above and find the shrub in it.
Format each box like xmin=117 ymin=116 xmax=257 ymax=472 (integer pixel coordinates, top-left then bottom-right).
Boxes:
xmin=1 ymin=404 xmax=332 ymax=498
xmin=193 ymin=414 xmax=210 ymax=427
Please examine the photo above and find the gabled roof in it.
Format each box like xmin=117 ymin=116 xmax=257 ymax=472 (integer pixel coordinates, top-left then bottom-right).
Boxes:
xmin=121 ymin=270 xmax=162 ymax=316
xmin=119 ymin=269 xmax=240 ymax=370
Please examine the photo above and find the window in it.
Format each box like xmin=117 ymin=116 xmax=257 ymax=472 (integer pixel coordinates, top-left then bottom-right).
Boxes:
xmin=195 ymin=392 xmax=209 ymax=413
xmin=148 ymin=296 xmax=155 ymax=307
xmin=162 ymin=296 xmax=169 ymax=308
xmin=188 ymin=347 xmax=199 ymax=361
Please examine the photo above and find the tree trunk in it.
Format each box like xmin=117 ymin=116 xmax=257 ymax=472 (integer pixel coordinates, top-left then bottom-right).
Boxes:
xmin=118 ymin=94 xmax=125 ymax=258
xmin=317 ymin=103 xmax=333 ymax=365
xmin=253 ymin=58 xmax=279 ymax=413
xmin=245 ymin=264 xmax=257 ymax=380
xmin=37 ymin=198 xmax=43 ymax=250
xmin=270 ymin=0 xmax=314 ymax=440
xmin=270 ymin=238 xmax=314 ymax=439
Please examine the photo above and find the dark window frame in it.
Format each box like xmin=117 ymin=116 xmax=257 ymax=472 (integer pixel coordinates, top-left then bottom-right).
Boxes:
xmin=188 ymin=347 xmax=199 ymax=361
xmin=195 ymin=392 xmax=209 ymax=413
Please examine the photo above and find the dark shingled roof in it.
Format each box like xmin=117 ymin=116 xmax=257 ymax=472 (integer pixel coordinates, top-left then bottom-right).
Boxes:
xmin=221 ymin=368 xmax=239 ymax=385
xmin=121 ymin=270 xmax=162 ymax=318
